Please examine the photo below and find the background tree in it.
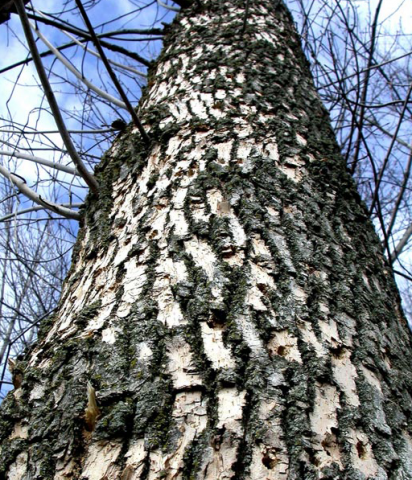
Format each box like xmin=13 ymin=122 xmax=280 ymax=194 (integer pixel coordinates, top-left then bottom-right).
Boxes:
xmin=0 ymin=0 xmax=412 ymax=478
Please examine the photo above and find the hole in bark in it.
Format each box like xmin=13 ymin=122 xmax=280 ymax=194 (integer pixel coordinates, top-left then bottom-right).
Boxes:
xmin=277 ymin=345 xmax=287 ymax=356
xmin=356 ymin=441 xmax=367 ymax=459
xmin=85 ymin=248 xmax=98 ymax=260
xmin=256 ymin=282 xmax=268 ymax=294
xmin=331 ymin=345 xmax=345 ymax=358
xmin=208 ymin=309 xmax=227 ymax=326
xmin=322 ymin=429 xmax=339 ymax=457
xmin=221 ymin=245 xmax=235 ymax=257
xmin=305 ymin=447 xmax=319 ymax=466
xmin=262 ymin=452 xmax=278 ymax=469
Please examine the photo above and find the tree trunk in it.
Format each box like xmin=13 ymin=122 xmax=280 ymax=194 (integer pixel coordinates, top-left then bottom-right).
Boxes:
xmin=1 ymin=1 xmax=412 ymax=478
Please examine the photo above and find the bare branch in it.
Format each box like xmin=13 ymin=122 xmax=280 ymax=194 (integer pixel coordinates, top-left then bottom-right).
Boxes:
xmin=0 ymin=165 xmax=81 ymax=221
xmin=0 ymin=150 xmax=83 ymax=176
xmin=0 ymin=203 xmax=83 ymax=222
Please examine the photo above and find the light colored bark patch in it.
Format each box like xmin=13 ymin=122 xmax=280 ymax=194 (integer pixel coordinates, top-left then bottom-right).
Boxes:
xmin=198 ymin=444 xmax=238 ymax=480
xmin=101 ymin=326 xmax=117 ymax=344
xmin=168 ymin=209 xmax=189 ymax=236
xmin=184 ymin=238 xmax=218 ymax=281
xmin=137 ymin=341 xmax=153 ymax=361
xmin=264 ymin=142 xmax=280 ymax=161
xmin=251 ymin=234 xmax=272 ymax=258
xmin=155 ymin=283 xmax=185 ymax=327
xmin=201 ymin=322 xmax=236 ymax=369
xmin=291 ymin=283 xmax=307 ymax=303
xmin=360 ymin=365 xmax=382 ymax=393
xmin=7 ymin=451 xmax=28 ymax=480
xmin=198 ymin=389 xmax=246 ymax=479
xmin=319 ymin=319 xmax=341 ymax=348
xmin=54 ymin=458 xmax=77 ymax=479
xmin=80 ymin=441 xmax=122 ymax=479
xmin=310 ymin=383 xmax=342 ymax=471
xmin=147 ymin=207 xmax=169 ymax=240
xmin=147 ymin=392 xmax=207 ymax=480
xmin=206 ymin=188 xmax=224 ymax=214
xmin=167 ymin=337 xmax=202 ymax=389
xmin=123 ymin=439 xmax=146 ymax=479
xmin=250 ymin=262 xmax=275 ymax=289
xmin=296 ymin=133 xmax=307 ymax=146
xmin=158 ymin=258 xmax=188 ymax=282
xmin=347 ymin=429 xmax=379 ymax=478
xmin=278 ymin=164 xmax=304 ymax=182
xmin=331 ymin=349 xmax=360 ymax=407
xmin=9 ymin=421 xmax=29 ymax=440
xmin=250 ymin=446 xmax=289 ymax=479
xmin=153 ymin=256 xmax=187 ymax=326
xmin=269 ymin=234 xmax=295 ymax=272
xmin=29 ymin=383 xmax=46 ymax=401
xmin=236 ymin=313 xmax=264 ymax=353
xmin=217 ymin=388 xmax=246 ymax=433
xmin=84 ymin=294 xmax=116 ymax=333
xmin=246 ymin=285 xmax=269 ymax=311
xmin=228 ymin=217 xmax=246 ymax=247
xmin=192 ymin=205 xmax=210 ymax=222
xmin=215 ymin=141 xmax=233 ymax=165
xmin=117 ymin=262 xmax=147 ymax=317
xmin=172 ymin=187 xmax=188 ymax=209
xmin=267 ymin=330 xmax=302 ymax=363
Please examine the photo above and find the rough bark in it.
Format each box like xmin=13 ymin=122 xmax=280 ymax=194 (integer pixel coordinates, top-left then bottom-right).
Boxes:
xmin=1 ymin=0 xmax=412 ymax=479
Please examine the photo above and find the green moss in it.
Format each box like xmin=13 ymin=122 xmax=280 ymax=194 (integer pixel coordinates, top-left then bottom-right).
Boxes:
xmin=95 ymin=400 xmax=134 ymax=440
xmin=0 ymin=439 xmax=28 ymax=474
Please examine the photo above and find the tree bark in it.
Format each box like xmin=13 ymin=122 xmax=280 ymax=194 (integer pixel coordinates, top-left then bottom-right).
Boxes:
xmin=1 ymin=0 xmax=412 ymax=478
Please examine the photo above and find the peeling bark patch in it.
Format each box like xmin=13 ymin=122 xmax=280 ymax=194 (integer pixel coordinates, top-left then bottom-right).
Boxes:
xmin=122 ymin=440 xmax=147 ymax=479
xmin=331 ymin=349 xmax=359 ymax=407
xmin=310 ymin=383 xmax=342 ymax=470
xmin=217 ymin=388 xmax=246 ymax=433
xmin=167 ymin=337 xmax=202 ymax=389
xmin=81 ymin=441 xmax=122 ymax=479
xmin=201 ymin=322 xmax=236 ymax=370
xmin=146 ymin=391 xmax=207 ymax=479
xmin=9 ymin=422 xmax=28 ymax=440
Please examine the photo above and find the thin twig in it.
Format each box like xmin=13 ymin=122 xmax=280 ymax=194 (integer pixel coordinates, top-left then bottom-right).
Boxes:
xmin=33 ymin=24 xmax=128 ymax=110
xmin=14 ymin=0 xmax=99 ymax=194
xmin=157 ymin=0 xmax=180 ymax=12
xmin=74 ymin=0 xmax=150 ymax=144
